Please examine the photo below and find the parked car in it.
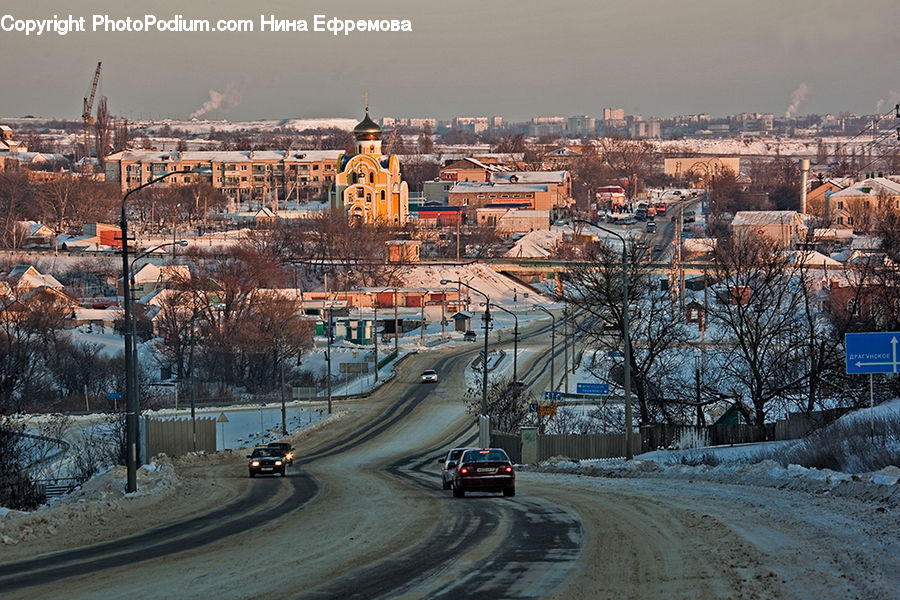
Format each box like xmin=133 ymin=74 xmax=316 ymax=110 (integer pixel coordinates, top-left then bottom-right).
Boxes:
xmin=452 ymin=448 xmax=515 ymax=498
xmin=248 ymin=447 xmax=286 ymax=477
xmin=421 ymin=369 xmax=438 ymax=383
xmin=437 ymin=447 xmax=471 ymax=490
xmin=645 ymin=220 xmax=656 ymax=233
xmin=266 ymin=442 xmax=295 ymax=466
xmin=463 ymin=330 xmax=477 ymax=342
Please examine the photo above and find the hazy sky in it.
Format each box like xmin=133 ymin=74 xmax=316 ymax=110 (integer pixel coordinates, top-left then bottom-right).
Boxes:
xmin=1 ymin=0 xmax=898 ymax=122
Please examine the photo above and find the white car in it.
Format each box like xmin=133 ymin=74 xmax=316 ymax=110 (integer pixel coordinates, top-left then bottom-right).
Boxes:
xmin=421 ymin=369 xmax=438 ymax=383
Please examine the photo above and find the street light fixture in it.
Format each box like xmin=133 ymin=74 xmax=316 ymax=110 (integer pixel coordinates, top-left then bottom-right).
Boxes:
xmin=121 ymin=167 xmax=209 ymax=493
xmin=442 ymin=278 xmax=490 ymax=447
xmin=572 ymin=218 xmax=633 ymax=460
xmin=482 ymin=301 xmax=518 ymax=383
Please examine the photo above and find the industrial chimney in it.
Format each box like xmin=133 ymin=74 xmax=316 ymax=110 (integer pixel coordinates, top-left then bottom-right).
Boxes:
xmin=799 ymin=158 xmax=810 ymax=214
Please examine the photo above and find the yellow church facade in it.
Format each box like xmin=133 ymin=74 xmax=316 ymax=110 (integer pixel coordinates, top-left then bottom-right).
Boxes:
xmin=334 ymin=110 xmax=409 ymax=225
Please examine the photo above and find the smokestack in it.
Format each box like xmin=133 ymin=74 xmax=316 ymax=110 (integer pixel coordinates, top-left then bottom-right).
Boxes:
xmin=800 ymin=158 xmax=810 ymax=214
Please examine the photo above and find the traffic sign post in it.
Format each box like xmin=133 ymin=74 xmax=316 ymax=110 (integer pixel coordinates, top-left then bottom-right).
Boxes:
xmin=845 ymin=331 xmax=900 ymax=439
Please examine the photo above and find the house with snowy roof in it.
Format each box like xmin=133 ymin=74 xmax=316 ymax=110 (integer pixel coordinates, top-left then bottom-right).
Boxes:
xmin=731 ymin=210 xmax=807 ymax=248
xmin=823 ymin=177 xmax=900 ymax=232
xmin=118 ymin=263 xmax=191 ymax=297
xmin=490 ymin=171 xmax=573 ymax=212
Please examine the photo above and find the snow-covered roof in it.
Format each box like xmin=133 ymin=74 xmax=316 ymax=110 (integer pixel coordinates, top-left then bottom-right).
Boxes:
xmin=449 ymin=181 xmax=548 ymax=194
xmin=6 ymin=265 xmax=63 ymax=289
xmin=786 ymin=250 xmax=844 ymax=267
xmin=491 ymin=171 xmax=568 ymax=184
xmin=828 ymin=177 xmax=900 ymax=199
xmin=109 ymin=149 xmax=343 ymax=163
xmin=731 ymin=210 xmax=802 ymax=226
xmin=131 ymin=263 xmax=190 ymax=285
xmin=503 ymin=228 xmax=563 ymax=258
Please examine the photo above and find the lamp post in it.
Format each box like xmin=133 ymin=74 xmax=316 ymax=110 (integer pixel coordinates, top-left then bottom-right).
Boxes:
xmin=121 ymin=167 xmax=207 ymax=493
xmin=534 ymin=305 xmax=556 ymax=393
xmin=276 ymin=312 xmax=302 ymax=435
xmin=484 ymin=302 xmax=518 ymax=383
xmin=442 ymin=279 xmax=490 ymax=447
xmin=367 ymin=292 xmax=379 ymax=383
xmin=573 ymin=218 xmax=633 ymax=460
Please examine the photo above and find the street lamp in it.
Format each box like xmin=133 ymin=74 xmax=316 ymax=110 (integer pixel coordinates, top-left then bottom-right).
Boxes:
xmin=534 ymin=305 xmax=556 ymax=393
xmin=573 ymin=218 xmax=633 ymax=460
xmin=121 ymin=167 xmax=209 ymax=493
xmin=442 ymin=278 xmax=490 ymax=447
xmin=483 ymin=301 xmax=518 ymax=383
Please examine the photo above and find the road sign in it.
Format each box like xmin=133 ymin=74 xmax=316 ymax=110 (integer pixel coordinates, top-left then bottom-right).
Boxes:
xmin=538 ymin=405 xmax=557 ymax=416
xmin=529 ymin=403 xmax=538 ymax=413
xmin=107 ymin=392 xmax=122 ymax=400
xmin=543 ymin=391 xmax=562 ymax=401
xmin=846 ymin=332 xmax=900 ymax=374
xmin=607 ymin=351 xmax=623 ymax=359
xmin=216 ymin=412 xmax=229 ymax=423
xmin=577 ymin=382 xmax=610 ymax=395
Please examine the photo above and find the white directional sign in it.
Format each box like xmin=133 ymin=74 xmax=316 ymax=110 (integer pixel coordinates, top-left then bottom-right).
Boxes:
xmin=846 ymin=332 xmax=900 ymax=374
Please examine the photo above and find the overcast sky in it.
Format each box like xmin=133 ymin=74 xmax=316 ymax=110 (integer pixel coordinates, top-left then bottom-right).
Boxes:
xmin=1 ymin=0 xmax=898 ymax=123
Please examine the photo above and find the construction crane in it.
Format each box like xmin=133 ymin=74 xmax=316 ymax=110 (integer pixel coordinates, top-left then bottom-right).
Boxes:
xmin=81 ymin=61 xmax=101 ymax=168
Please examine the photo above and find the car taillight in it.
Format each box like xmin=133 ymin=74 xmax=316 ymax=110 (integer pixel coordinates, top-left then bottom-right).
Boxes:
xmin=504 ymin=466 xmax=512 ymax=473
xmin=459 ymin=466 xmax=468 ymax=474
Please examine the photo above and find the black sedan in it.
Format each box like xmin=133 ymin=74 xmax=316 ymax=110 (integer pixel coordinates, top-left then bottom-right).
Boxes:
xmin=452 ymin=448 xmax=515 ymax=498
xmin=248 ymin=447 xmax=286 ymax=477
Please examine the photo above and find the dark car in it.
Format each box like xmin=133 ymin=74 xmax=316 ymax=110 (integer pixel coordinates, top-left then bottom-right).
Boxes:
xmin=452 ymin=448 xmax=515 ymax=498
xmin=266 ymin=442 xmax=295 ymax=466
xmin=248 ymin=447 xmax=286 ymax=477
xmin=463 ymin=330 xmax=477 ymax=342
xmin=437 ymin=447 xmax=471 ymax=490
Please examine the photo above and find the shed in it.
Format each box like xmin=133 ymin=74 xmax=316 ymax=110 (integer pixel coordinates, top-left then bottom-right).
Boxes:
xmin=450 ymin=311 xmax=472 ymax=332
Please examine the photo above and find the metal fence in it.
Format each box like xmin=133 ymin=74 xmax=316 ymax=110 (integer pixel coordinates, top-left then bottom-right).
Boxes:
xmin=144 ymin=416 xmax=216 ymax=458
xmin=538 ymin=433 xmax=642 ymax=461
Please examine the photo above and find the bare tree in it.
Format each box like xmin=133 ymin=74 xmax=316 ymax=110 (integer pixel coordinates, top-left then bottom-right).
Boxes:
xmin=568 ymin=234 xmax=690 ymax=425
xmin=94 ymin=97 xmax=112 ymax=169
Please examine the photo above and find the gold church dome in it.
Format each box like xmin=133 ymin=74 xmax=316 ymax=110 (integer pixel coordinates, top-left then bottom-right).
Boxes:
xmin=353 ymin=110 xmax=382 ymax=141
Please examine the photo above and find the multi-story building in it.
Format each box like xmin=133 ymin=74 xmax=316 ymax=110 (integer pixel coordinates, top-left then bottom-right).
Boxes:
xmin=334 ymin=109 xmax=409 ymax=225
xmin=447 ymin=181 xmax=552 ymax=213
xmin=603 ymin=108 xmax=624 ymax=121
xmin=528 ymin=117 xmax=566 ymax=137
xmin=566 ymin=116 xmax=595 ymax=136
xmin=453 ymin=117 xmax=490 ymax=134
xmin=105 ymin=149 xmax=342 ymax=208
xmin=731 ymin=210 xmax=807 ymax=248
xmin=489 ymin=171 xmax=573 ymax=213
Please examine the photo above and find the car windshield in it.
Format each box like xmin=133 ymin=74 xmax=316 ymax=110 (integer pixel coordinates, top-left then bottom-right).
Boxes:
xmin=448 ymin=449 xmax=465 ymax=461
xmin=461 ymin=449 xmax=509 ymax=463
xmin=423 ymin=370 xmax=436 ymax=376
xmin=251 ymin=448 xmax=280 ymax=458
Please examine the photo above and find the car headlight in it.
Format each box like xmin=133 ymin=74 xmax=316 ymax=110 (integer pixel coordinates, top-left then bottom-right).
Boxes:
xmin=275 ymin=460 xmax=283 ymax=466
xmin=285 ymin=453 xmax=293 ymax=460
xmin=251 ymin=460 xmax=260 ymax=467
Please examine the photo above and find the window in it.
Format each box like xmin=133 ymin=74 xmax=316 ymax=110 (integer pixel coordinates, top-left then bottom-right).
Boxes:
xmin=241 ymin=165 xmax=247 ymax=171
xmin=476 ymin=194 xmax=485 ymax=199
xmin=369 ymin=172 xmax=374 ymax=183
xmin=837 ymin=201 xmax=843 ymax=210
xmin=313 ymin=164 xmax=319 ymax=170
xmin=380 ymin=190 xmax=385 ymax=201
xmin=847 ymin=298 xmax=860 ymax=316
xmin=357 ymin=188 xmax=365 ymax=198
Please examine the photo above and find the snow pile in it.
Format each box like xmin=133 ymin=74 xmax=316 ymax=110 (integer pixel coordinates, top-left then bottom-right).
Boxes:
xmin=526 ymin=454 xmax=900 ymax=505
xmin=1 ymin=456 xmax=179 ymax=546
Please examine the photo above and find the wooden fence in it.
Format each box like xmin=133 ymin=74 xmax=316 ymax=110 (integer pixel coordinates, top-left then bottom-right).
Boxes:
xmin=492 ymin=430 xmax=642 ymax=463
xmin=144 ymin=416 xmax=216 ymax=459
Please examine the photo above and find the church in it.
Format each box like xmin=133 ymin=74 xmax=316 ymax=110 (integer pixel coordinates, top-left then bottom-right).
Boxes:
xmin=334 ymin=109 xmax=409 ymax=225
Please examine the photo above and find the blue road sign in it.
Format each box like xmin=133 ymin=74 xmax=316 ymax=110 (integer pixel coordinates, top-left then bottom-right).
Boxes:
xmin=543 ymin=391 xmax=562 ymax=401
xmin=846 ymin=332 xmax=900 ymax=374
xmin=577 ymin=382 xmax=610 ymax=395
xmin=107 ymin=392 xmax=122 ymax=400
xmin=529 ymin=403 xmax=538 ymax=413
xmin=607 ymin=351 xmax=623 ymax=359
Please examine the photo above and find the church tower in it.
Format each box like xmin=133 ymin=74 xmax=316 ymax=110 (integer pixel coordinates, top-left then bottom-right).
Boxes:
xmin=335 ymin=107 xmax=409 ymax=225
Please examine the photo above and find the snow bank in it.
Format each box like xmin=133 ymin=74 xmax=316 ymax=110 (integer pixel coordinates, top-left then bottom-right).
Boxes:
xmin=1 ymin=456 xmax=179 ymax=546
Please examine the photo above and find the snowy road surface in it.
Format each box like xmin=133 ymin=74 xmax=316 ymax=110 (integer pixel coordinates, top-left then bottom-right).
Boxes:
xmin=1 ymin=324 xmax=898 ymax=599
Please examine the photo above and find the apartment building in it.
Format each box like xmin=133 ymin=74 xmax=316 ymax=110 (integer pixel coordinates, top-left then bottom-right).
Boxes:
xmin=105 ymin=149 xmax=343 ymax=207
xmin=823 ymin=177 xmax=900 ymax=231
